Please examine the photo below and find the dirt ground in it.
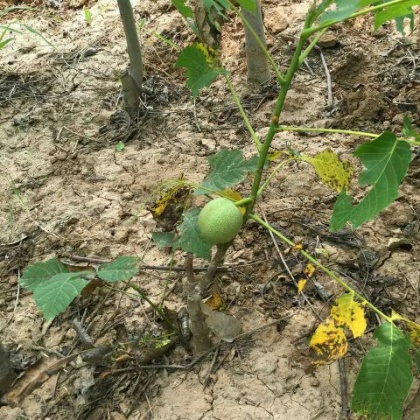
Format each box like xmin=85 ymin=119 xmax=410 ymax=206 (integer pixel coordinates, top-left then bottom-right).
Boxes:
xmin=1 ymin=0 xmax=419 ymax=419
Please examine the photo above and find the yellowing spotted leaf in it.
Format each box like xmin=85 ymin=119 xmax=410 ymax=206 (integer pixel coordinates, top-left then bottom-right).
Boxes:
xmin=309 ymin=317 xmax=348 ymax=364
xmin=331 ymin=293 xmax=367 ymax=338
xmin=218 ymin=189 xmax=245 ymax=215
xmin=297 ymin=279 xmax=307 ymax=293
xmin=303 ymin=263 xmax=315 ymax=278
xmin=391 ymin=312 xmax=420 ymax=348
xmin=301 ymin=149 xmax=353 ymax=192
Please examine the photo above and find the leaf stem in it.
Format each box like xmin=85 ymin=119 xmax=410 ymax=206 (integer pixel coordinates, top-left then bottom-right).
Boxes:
xmin=278 ymin=126 xmax=420 ymax=145
xmin=225 ymin=75 xmax=262 ymax=151
xmin=299 ymin=28 xmax=328 ymax=65
xmin=127 ymin=281 xmax=178 ymax=331
xmin=251 ymin=213 xmax=392 ymax=323
xmin=257 ymin=158 xmax=295 ymax=197
xmin=278 ymin=126 xmax=378 ymax=138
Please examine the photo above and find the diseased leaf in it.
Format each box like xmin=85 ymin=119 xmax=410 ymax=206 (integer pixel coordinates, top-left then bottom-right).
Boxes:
xmin=33 ymin=274 xmax=89 ymax=320
xmin=352 ymin=322 xmax=413 ymax=420
xmin=96 ymin=256 xmax=140 ymax=282
xmin=301 ymin=149 xmax=353 ymax=192
xmin=297 ymin=279 xmax=307 ymax=293
xmin=330 ymin=133 xmax=411 ymax=231
xmin=331 ymin=293 xmax=367 ymax=338
xmin=309 ymin=317 xmax=348 ymax=364
xmin=19 ymin=258 xmax=69 ymax=291
xmin=177 ymin=209 xmax=212 ymax=260
xmin=195 ymin=149 xmax=258 ymax=194
xmin=176 ymin=43 xmax=227 ymax=97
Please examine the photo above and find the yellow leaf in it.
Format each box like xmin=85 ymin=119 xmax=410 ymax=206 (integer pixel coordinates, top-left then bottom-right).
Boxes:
xmin=203 ymin=291 xmax=224 ymax=310
xmin=309 ymin=317 xmax=348 ymax=364
xmin=331 ymin=293 xmax=367 ymax=338
xmin=293 ymin=243 xmax=303 ymax=251
xmin=303 ymin=263 xmax=316 ymax=278
xmin=267 ymin=150 xmax=284 ymax=161
xmin=301 ymin=149 xmax=353 ymax=192
xmin=218 ymin=189 xmax=246 ymax=215
xmin=297 ymin=279 xmax=307 ymax=293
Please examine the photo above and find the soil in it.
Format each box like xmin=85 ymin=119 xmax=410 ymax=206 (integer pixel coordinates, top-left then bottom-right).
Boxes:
xmin=1 ymin=1 xmax=419 ymax=419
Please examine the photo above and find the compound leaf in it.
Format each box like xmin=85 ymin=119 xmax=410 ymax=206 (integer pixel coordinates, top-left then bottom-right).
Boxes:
xmin=33 ymin=274 xmax=89 ymax=320
xmin=19 ymin=258 xmax=69 ymax=291
xmin=331 ymin=293 xmax=367 ymax=338
xmin=177 ymin=209 xmax=212 ymax=260
xmin=195 ymin=149 xmax=258 ymax=194
xmin=96 ymin=256 xmax=140 ymax=282
xmin=352 ymin=322 xmax=413 ymax=420
xmin=301 ymin=149 xmax=353 ymax=192
xmin=309 ymin=317 xmax=348 ymax=364
xmin=176 ymin=43 xmax=227 ymax=97
xmin=330 ymin=133 xmax=411 ymax=231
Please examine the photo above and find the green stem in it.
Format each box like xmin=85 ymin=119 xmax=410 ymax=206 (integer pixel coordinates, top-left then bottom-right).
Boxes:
xmin=128 ymin=281 xmax=178 ymax=331
xmin=229 ymin=1 xmax=286 ymax=84
xmin=299 ymin=28 xmax=328 ymax=65
xmin=257 ymin=158 xmax=295 ymax=197
xmin=246 ymin=10 xmax=317 ymax=219
xmin=278 ymin=126 xmax=420 ymax=145
xmin=225 ymin=75 xmax=262 ymax=151
xmin=304 ymin=0 xmax=412 ymax=37
xmin=234 ymin=197 xmax=253 ymax=207
xmin=251 ymin=213 xmax=392 ymax=323
xmin=279 ymin=126 xmax=378 ymax=138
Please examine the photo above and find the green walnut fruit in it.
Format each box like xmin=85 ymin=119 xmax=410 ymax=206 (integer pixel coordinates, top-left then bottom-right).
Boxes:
xmin=198 ymin=198 xmax=243 ymax=244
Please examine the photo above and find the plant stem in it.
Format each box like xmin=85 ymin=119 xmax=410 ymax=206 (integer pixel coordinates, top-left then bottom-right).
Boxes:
xmin=225 ymin=75 xmax=262 ymax=151
xmin=257 ymin=158 xmax=295 ymax=197
xmin=304 ymin=0 xmax=413 ymax=37
xmin=127 ymin=281 xmax=178 ymax=331
xmin=299 ymin=28 xmax=328 ymax=65
xmin=278 ymin=126 xmax=378 ymax=138
xmin=278 ymin=126 xmax=420 ymax=145
xmin=246 ymin=10 xmax=317 ymax=219
xmin=234 ymin=197 xmax=253 ymax=207
xmin=229 ymin=1 xmax=286 ymax=84
xmin=251 ymin=213 xmax=392 ymax=323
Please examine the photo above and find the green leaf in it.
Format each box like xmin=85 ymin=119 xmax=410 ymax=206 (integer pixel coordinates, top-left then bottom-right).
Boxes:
xmin=19 ymin=258 xmax=69 ymax=291
xmin=96 ymin=256 xmax=140 ymax=282
xmin=319 ymin=0 xmax=376 ymax=23
xmin=177 ymin=209 xmax=212 ymax=260
xmin=195 ymin=150 xmax=258 ymax=195
xmin=152 ymin=232 xmax=177 ymax=249
xmin=176 ymin=44 xmax=227 ymax=97
xmin=0 ymin=38 xmax=13 ymax=49
xmin=352 ymin=322 xmax=413 ymax=420
xmin=115 ymin=141 xmax=125 ymax=152
xmin=235 ymin=0 xmax=257 ymax=12
xmin=33 ymin=274 xmax=89 ymax=320
xmin=415 ymin=348 xmax=420 ymax=374
xmin=171 ymin=0 xmax=194 ymax=19
xmin=330 ymin=133 xmax=411 ymax=231
xmin=373 ymin=0 xmax=417 ymax=31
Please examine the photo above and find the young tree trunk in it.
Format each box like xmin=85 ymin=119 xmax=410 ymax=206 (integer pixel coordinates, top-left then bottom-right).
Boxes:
xmin=242 ymin=0 xmax=270 ymax=85
xmin=117 ymin=0 xmax=144 ymax=116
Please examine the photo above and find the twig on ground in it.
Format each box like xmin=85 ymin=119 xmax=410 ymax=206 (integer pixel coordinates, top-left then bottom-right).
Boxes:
xmin=338 ymin=358 xmax=350 ymax=419
xmin=319 ymin=50 xmax=333 ymax=108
